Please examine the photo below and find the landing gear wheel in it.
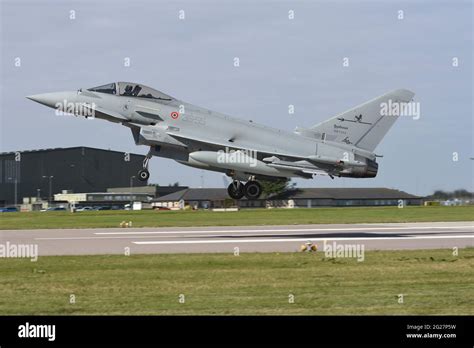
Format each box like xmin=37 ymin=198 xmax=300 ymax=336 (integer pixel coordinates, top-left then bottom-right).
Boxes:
xmin=227 ymin=181 xmax=245 ymax=199
xmin=244 ymin=181 xmax=262 ymax=200
xmin=138 ymin=169 xmax=150 ymax=181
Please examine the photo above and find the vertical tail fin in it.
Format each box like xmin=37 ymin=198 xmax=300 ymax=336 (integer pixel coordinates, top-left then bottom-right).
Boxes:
xmin=310 ymin=89 xmax=415 ymax=151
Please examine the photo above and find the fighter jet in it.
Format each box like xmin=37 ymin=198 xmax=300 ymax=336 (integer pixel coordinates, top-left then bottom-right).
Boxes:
xmin=27 ymin=83 xmax=414 ymax=199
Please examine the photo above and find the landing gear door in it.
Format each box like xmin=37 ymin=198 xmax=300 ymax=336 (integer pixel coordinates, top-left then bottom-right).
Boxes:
xmin=130 ymin=125 xmax=140 ymax=145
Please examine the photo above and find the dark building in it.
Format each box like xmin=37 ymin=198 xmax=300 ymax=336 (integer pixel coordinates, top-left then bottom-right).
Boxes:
xmin=0 ymin=147 xmax=147 ymax=205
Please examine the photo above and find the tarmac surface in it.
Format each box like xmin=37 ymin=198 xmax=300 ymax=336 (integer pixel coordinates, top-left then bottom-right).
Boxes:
xmin=0 ymin=221 xmax=472 ymax=256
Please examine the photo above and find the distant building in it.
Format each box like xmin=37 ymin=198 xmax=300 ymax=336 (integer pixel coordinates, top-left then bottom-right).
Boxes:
xmin=154 ymin=188 xmax=232 ymax=209
xmin=267 ymin=188 xmax=423 ymax=208
xmin=107 ymin=185 xmax=188 ymax=198
xmin=53 ymin=192 xmax=153 ymax=206
xmin=153 ymin=187 xmax=423 ymax=209
xmin=52 ymin=185 xmax=189 ymax=207
xmin=0 ymin=147 xmax=147 ymax=206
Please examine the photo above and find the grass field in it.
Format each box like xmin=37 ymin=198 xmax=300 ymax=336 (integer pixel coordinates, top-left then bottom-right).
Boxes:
xmin=0 ymin=249 xmax=473 ymax=315
xmin=0 ymin=206 xmax=473 ymax=230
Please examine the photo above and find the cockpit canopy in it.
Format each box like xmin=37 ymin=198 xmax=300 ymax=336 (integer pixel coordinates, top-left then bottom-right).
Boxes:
xmin=87 ymin=82 xmax=173 ymax=101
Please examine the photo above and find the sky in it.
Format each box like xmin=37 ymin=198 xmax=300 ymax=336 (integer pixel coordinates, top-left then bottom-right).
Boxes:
xmin=0 ymin=0 xmax=472 ymax=196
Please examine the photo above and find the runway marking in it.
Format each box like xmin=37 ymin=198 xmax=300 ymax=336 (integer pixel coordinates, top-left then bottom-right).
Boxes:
xmin=94 ymin=225 xmax=473 ymax=235
xmin=35 ymin=229 xmax=474 ymax=241
xmin=34 ymin=236 xmax=190 ymax=240
xmin=132 ymin=235 xmax=474 ymax=245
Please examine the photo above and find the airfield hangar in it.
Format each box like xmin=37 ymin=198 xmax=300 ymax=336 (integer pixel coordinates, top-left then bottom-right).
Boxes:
xmin=0 ymin=147 xmax=147 ymax=205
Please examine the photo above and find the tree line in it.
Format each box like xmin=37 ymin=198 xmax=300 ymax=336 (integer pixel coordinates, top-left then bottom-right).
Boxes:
xmin=428 ymin=189 xmax=473 ymax=199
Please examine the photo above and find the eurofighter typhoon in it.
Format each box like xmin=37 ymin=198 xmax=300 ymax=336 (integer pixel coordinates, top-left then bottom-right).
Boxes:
xmin=27 ymin=83 xmax=414 ymax=199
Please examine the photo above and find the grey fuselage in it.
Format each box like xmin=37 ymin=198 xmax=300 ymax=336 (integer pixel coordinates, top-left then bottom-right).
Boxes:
xmin=27 ymin=82 xmax=381 ymax=181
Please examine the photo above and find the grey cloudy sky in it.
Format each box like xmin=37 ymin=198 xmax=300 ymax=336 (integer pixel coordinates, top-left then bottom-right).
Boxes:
xmin=1 ymin=0 xmax=472 ymax=195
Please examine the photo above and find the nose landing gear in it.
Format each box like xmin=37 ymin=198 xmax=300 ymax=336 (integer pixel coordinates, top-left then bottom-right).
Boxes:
xmin=137 ymin=150 xmax=152 ymax=182
xmin=138 ymin=168 xmax=150 ymax=181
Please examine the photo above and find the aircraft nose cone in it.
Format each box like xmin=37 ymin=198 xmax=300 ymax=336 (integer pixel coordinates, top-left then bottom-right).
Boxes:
xmin=26 ymin=93 xmax=59 ymax=108
xmin=26 ymin=91 xmax=76 ymax=110
xmin=26 ymin=94 xmax=40 ymax=101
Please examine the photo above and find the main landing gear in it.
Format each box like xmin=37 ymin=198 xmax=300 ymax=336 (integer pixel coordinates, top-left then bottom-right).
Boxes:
xmin=137 ymin=151 xmax=152 ymax=182
xmin=227 ymin=180 xmax=262 ymax=200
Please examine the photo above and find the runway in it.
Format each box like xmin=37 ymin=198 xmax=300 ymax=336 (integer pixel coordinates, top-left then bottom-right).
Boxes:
xmin=0 ymin=221 xmax=472 ymax=256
